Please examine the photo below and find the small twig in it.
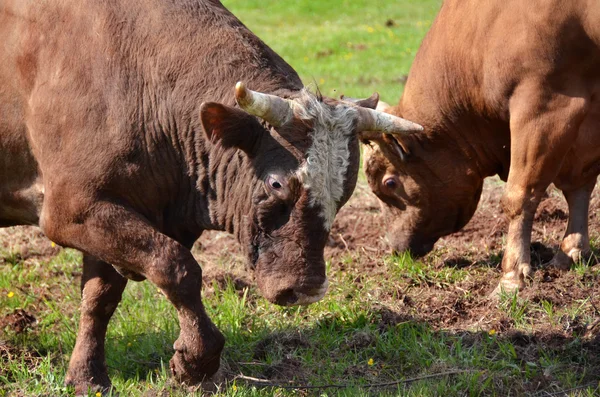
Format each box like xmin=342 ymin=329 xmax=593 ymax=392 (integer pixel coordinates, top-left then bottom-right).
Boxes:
xmin=234 ymin=374 xmax=293 ymax=385
xmin=338 ymin=233 xmax=350 ymax=251
xmin=454 ymin=285 xmax=468 ymax=294
xmin=588 ymin=294 xmax=600 ymax=317
xmin=237 ymin=361 xmax=270 ymax=367
xmin=586 ymin=318 xmax=600 ymax=331
xmin=365 ymin=370 xmax=476 ymax=389
xmin=234 ymin=369 xmax=475 ymax=390
xmin=361 ymin=245 xmax=380 ymax=253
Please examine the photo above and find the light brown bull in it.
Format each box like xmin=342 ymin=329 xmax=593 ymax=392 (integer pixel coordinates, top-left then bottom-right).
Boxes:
xmin=363 ymin=0 xmax=600 ymax=296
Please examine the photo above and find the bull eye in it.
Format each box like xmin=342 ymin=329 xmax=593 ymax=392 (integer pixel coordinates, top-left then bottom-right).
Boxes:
xmin=384 ymin=178 xmax=397 ymax=189
xmin=267 ymin=175 xmax=282 ymax=189
xmin=266 ymin=175 xmax=289 ymax=195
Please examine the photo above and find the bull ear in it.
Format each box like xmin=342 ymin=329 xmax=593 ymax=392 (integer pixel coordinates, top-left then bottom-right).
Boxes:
xmin=340 ymin=92 xmax=380 ymax=109
xmin=360 ymin=132 xmax=411 ymax=163
xmin=200 ymin=102 xmax=264 ymax=155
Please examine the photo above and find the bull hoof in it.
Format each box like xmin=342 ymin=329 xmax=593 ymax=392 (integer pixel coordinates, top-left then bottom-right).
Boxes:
xmin=489 ymin=278 xmax=523 ymax=300
xmin=169 ymin=349 xmax=221 ymax=385
xmin=169 ymin=329 xmax=224 ymax=386
xmin=65 ymin=360 xmax=112 ymax=396
xmin=65 ymin=378 xmax=112 ymax=397
xmin=545 ymin=250 xmax=573 ymax=270
xmin=545 ymin=248 xmax=590 ymax=271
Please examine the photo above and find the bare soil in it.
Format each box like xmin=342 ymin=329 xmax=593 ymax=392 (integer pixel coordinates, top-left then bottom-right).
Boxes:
xmin=0 ymin=309 xmax=36 ymax=334
xmin=322 ymin=178 xmax=600 ymax=334
xmin=3 ymin=178 xmax=600 ymax=336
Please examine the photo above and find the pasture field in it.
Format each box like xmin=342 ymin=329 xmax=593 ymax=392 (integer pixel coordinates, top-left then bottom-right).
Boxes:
xmin=2 ymin=1 xmax=600 ymax=396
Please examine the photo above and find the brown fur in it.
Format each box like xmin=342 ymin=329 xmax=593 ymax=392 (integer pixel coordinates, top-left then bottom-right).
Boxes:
xmin=0 ymin=0 xmax=371 ymax=393
xmin=363 ymin=0 xmax=600 ymax=295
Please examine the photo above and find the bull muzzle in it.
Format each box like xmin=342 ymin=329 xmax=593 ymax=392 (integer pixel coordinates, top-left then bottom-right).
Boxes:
xmin=258 ymin=275 xmax=329 ymax=307
xmin=389 ymin=234 xmax=437 ymax=258
xmin=271 ymin=278 xmax=330 ymax=306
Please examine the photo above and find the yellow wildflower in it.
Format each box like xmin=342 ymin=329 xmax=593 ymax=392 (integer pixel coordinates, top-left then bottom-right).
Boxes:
xmin=488 ymin=329 xmax=497 ymax=336
xmin=95 ymin=392 xmax=102 ymax=397
xmin=366 ymin=26 xmax=375 ymax=33
xmin=7 ymin=291 xmax=14 ymax=298
xmin=51 ymin=242 xmax=56 ymax=248
xmin=367 ymin=358 xmax=374 ymax=366
xmin=232 ymin=384 xmax=238 ymax=392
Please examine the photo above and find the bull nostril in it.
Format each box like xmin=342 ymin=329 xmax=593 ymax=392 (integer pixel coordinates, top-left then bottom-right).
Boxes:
xmin=423 ymin=242 xmax=435 ymax=254
xmin=274 ymin=288 xmax=298 ymax=306
xmin=409 ymin=242 xmax=435 ymax=258
xmin=389 ymin=238 xmax=436 ymax=258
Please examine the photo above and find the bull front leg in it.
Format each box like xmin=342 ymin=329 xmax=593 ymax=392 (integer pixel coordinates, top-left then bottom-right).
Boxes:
xmin=547 ymin=180 xmax=596 ymax=269
xmin=65 ymin=255 xmax=127 ymax=395
xmin=41 ymin=200 xmax=225 ymax=391
xmin=492 ymin=84 xmax=589 ymax=297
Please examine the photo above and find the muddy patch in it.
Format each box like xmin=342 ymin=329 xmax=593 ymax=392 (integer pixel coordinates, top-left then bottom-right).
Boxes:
xmin=0 ymin=309 xmax=37 ymax=334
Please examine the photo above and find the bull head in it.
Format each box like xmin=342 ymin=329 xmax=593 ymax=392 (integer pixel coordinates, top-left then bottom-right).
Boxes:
xmin=361 ymin=105 xmax=483 ymax=257
xmin=200 ymin=82 xmax=422 ymax=306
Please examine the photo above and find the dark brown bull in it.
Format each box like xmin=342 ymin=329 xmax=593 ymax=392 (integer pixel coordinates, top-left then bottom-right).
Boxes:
xmin=0 ymin=0 xmax=421 ymax=393
xmin=363 ymin=0 xmax=600 ymax=296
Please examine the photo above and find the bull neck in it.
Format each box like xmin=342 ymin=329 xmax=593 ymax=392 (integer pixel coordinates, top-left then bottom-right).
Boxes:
xmin=194 ymin=143 xmax=257 ymax=245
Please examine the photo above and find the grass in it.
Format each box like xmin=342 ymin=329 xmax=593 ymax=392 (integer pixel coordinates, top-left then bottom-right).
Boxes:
xmin=2 ymin=240 xmax=600 ymax=396
xmin=2 ymin=1 xmax=600 ymax=396
xmin=221 ymin=0 xmax=441 ymax=103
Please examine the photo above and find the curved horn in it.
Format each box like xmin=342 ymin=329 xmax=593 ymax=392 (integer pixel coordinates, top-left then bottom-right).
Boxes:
xmin=235 ymin=82 xmax=294 ymax=127
xmin=356 ymin=106 xmax=423 ymax=136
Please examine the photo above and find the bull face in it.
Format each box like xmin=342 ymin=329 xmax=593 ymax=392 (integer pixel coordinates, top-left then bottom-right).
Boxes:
xmin=242 ymin=104 xmax=361 ymax=306
xmin=362 ymin=135 xmax=483 ymax=257
xmin=248 ymin=168 xmax=349 ymax=306
xmin=201 ymin=83 xmax=423 ymax=306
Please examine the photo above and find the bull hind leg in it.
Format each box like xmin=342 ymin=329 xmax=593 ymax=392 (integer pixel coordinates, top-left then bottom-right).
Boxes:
xmin=547 ymin=180 xmax=596 ymax=270
xmin=492 ymin=85 xmax=589 ymax=298
xmin=41 ymin=200 xmax=224 ymax=389
xmin=65 ymin=255 xmax=127 ymax=395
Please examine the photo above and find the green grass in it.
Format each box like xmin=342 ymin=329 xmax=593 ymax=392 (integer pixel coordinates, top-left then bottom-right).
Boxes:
xmin=2 ymin=245 xmax=600 ymax=396
xmin=222 ymin=0 xmax=441 ymax=103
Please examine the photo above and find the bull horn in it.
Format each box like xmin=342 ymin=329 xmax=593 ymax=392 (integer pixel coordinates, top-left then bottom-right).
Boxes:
xmin=235 ymin=82 xmax=294 ymax=127
xmin=356 ymin=106 xmax=423 ymax=136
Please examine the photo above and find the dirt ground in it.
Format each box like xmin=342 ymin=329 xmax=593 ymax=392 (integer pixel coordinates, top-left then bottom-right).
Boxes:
xmin=3 ymin=177 xmax=600 ymax=335
xmin=323 ymin=178 xmax=600 ymax=331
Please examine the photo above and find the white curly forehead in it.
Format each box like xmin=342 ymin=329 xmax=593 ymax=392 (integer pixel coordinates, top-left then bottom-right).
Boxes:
xmin=294 ymin=91 xmax=357 ymax=231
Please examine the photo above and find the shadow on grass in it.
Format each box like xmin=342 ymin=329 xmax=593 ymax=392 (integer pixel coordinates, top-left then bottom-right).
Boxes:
xmin=3 ymin=269 xmax=600 ymax=396
xmin=87 ymin=304 xmax=600 ymax=396
xmin=442 ymin=241 xmax=600 ymax=271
